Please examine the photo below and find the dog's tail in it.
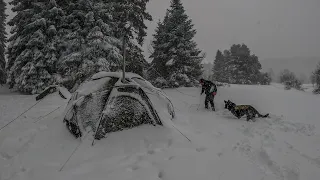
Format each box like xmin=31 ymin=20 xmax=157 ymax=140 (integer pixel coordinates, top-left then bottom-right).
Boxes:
xmin=258 ymin=113 xmax=269 ymax=118
xmin=254 ymin=108 xmax=269 ymax=118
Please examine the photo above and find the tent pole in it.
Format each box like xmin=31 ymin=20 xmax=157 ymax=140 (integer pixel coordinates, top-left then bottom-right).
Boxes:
xmin=91 ymin=113 xmax=105 ymax=146
xmin=122 ymin=34 xmax=126 ymax=83
xmin=122 ymin=12 xmax=130 ymax=83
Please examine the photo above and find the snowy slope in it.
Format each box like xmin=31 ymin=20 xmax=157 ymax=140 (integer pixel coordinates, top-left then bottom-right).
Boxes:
xmin=1 ymin=84 xmax=320 ymax=180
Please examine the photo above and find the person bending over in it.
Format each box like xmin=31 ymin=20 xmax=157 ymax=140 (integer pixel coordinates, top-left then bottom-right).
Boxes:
xmin=199 ymin=78 xmax=217 ymax=111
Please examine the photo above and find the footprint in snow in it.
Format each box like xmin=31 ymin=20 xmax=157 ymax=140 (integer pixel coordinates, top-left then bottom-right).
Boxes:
xmin=217 ymin=152 xmax=223 ymax=157
xmin=148 ymin=149 xmax=156 ymax=155
xmin=158 ymin=170 xmax=165 ymax=179
xmin=212 ymin=131 xmax=223 ymax=138
xmin=196 ymin=147 xmax=207 ymax=152
xmin=167 ymin=138 xmax=173 ymax=148
xmin=147 ymin=148 xmax=163 ymax=155
xmin=0 ymin=129 xmax=38 ymax=159
xmin=164 ymin=155 xmax=175 ymax=161
xmin=127 ymin=160 xmax=154 ymax=172
xmin=283 ymin=166 xmax=300 ymax=180
xmin=127 ymin=164 xmax=140 ymax=171
xmin=38 ymin=125 xmax=48 ymax=131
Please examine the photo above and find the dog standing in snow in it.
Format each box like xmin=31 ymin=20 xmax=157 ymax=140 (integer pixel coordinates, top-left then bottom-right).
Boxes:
xmin=224 ymin=100 xmax=269 ymax=121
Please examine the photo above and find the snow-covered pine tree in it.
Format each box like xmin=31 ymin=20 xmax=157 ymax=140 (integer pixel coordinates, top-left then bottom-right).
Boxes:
xmin=125 ymin=43 xmax=149 ymax=77
xmin=212 ymin=50 xmax=224 ymax=82
xmin=148 ymin=17 xmax=170 ymax=81
xmin=150 ymin=0 xmax=204 ymax=87
xmin=7 ymin=0 xmax=64 ymax=94
xmin=219 ymin=49 xmax=232 ymax=83
xmin=0 ymin=0 xmax=7 ymax=85
xmin=42 ymin=0 xmax=64 ymax=76
xmin=109 ymin=0 xmax=152 ymax=46
xmin=226 ymin=44 xmax=262 ymax=84
xmin=57 ymin=0 xmax=122 ymax=90
xmin=108 ymin=0 xmax=152 ymax=78
xmin=229 ymin=44 xmax=249 ymax=84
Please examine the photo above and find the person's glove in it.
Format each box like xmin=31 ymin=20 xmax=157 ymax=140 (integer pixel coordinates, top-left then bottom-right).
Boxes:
xmin=212 ymin=92 xmax=216 ymax=96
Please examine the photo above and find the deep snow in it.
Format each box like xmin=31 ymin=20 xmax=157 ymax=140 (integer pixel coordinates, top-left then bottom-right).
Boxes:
xmin=1 ymin=83 xmax=320 ymax=180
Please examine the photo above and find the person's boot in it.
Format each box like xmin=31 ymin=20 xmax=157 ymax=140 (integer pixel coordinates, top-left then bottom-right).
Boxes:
xmin=212 ymin=106 xmax=215 ymax=111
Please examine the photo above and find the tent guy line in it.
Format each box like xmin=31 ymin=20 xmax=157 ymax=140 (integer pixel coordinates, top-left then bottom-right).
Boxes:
xmin=59 ymin=130 xmax=92 ymax=172
xmin=0 ymin=98 xmax=43 ymax=132
xmin=33 ymin=106 xmax=63 ymax=123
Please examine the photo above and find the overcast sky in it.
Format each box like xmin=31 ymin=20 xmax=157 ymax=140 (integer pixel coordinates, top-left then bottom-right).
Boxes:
xmin=4 ymin=0 xmax=320 ymax=63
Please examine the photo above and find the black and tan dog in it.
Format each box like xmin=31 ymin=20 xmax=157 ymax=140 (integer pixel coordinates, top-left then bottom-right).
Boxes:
xmin=224 ymin=100 xmax=269 ymax=121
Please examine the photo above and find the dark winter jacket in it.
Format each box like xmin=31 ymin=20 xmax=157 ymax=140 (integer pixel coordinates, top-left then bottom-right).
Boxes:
xmin=201 ymin=80 xmax=217 ymax=95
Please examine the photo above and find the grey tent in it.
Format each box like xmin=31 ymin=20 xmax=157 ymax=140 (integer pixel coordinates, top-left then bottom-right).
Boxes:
xmin=62 ymin=71 xmax=175 ymax=140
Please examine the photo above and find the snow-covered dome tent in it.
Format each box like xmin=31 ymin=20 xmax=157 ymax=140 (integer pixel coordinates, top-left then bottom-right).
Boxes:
xmin=62 ymin=71 xmax=175 ymax=140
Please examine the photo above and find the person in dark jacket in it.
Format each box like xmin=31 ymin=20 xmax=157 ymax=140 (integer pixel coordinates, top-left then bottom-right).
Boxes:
xmin=200 ymin=78 xmax=217 ymax=111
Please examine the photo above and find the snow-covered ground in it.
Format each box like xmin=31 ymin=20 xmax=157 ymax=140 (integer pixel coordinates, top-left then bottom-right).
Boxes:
xmin=1 ymin=84 xmax=320 ymax=180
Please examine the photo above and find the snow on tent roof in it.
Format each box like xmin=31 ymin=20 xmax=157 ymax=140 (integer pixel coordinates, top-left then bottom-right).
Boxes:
xmin=166 ymin=59 xmax=174 ymax=66
xmin=89 ymin=71 xmax=163 ymax=95
xmin=75 ymin=77 xmax=112 ymax=97
xmin=91 ymin=71 xmax=143 ymax=80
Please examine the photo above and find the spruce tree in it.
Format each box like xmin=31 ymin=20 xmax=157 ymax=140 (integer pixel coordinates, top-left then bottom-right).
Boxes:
xmin=220 ymin=49 xmax=232 ymax=83
xmin=108 ymin=0 xmax=152 ymax=78
xmin=226 ymin=44 xmax=262 ymax=84
xmin=7 ymin=0 xmax=48 ymax=93
xmin=0 ymin=0 xmax=6 ymax=85
xmin=125 ymin=43 xmax=149 ymax=77
xmin=6 ymin=0 xmax=64 ymax=94
xmin=57 ymin=0 xmax=122 ymax=90
xmin=213 ymin=44 xmax=266 ymax=84
xmin=148 ymin=17 xmax=170 ymax=80
xmin=109 ymin=0 xmax=152 ymax=46
xmin=212 ymin=50 xmax=224 ymax=82
xmin=150 ymin=0 xmax=204 ymax=87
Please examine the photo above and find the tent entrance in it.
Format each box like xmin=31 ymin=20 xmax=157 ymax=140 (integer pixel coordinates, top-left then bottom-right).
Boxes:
xmin=94 ymin=86 xmax=162 ymax=139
